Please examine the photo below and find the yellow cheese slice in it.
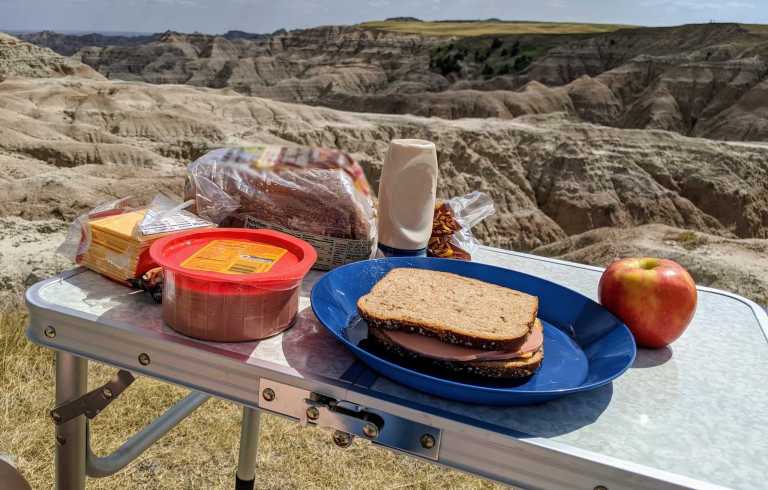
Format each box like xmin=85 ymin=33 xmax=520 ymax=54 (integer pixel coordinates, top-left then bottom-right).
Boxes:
xmin=90 ymin=210 xmax=146 ymax=241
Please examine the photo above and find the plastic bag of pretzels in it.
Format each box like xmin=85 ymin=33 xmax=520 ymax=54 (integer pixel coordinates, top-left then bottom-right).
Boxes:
xmin=428 ymin=191 xmax=495 ymax=261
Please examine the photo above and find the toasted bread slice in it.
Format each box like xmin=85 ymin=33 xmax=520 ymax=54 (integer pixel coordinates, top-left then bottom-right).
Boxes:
xmin=357 ymin=268 xmax=538 ymax=350
xmin=368 ymin=325 xmax=543 ymax=380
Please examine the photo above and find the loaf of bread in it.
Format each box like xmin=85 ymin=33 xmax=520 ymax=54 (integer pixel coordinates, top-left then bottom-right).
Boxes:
xmin=185 ymin=146 xmax=376 ymax=269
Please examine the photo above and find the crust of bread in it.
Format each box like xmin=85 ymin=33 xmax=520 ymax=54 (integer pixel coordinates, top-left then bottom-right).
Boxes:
xmin=368 ymin=325 xmax=543 ymax=380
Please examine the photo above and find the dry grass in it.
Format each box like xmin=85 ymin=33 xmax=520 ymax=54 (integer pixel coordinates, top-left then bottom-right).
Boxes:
xmin=741 ymin=23 xmax=768 ymax=34
xmin=358 ymin=20 xmax=635 ymax=37
xmin=0 ymin=304 xmax=504 ymax=489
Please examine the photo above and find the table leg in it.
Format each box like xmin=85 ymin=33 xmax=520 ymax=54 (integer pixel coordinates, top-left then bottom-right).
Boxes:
xmin=235 ymin=407 xmax=261 ymax=490
xmin=55 ymin=352 xmax=87 ymax=490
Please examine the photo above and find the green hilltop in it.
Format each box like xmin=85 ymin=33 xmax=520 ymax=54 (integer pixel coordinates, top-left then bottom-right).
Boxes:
xmin=358 ymin=19 xmax=637 ymax=37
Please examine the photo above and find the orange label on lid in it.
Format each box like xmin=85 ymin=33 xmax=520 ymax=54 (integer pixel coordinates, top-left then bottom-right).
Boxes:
xmin=180 ymin=239 xmax=287 ymax=275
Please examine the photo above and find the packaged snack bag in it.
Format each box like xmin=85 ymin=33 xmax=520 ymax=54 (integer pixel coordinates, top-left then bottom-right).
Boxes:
xmin=428 ymin=191 xmax=495 ymax=261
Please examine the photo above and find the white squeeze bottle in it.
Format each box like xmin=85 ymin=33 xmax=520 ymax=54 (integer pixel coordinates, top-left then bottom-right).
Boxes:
xmin=377 ymin=139 xmax=438 ymax=257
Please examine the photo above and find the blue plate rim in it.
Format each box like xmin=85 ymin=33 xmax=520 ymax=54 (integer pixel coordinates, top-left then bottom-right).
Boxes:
xmin=310 ymin=257 xmax=637 ymax=396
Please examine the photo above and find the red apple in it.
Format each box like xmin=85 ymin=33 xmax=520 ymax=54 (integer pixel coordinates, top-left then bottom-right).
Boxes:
xmin=598 ymin=257 xmax=697 ymax=348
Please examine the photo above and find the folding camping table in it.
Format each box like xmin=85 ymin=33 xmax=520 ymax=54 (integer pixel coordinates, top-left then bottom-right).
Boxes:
xmin=25 ymin=247 xmax=768 ymax=490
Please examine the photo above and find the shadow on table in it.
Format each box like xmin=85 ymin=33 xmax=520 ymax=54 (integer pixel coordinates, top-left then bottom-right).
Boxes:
xmin=56 ymin=269 xmax=151 ymax=303
xmin=505 ymin=383 xmax=614 ymax=438
xmin=632 ymin=346 xmax=673 ymax=368
xmin=55 ymin=270 xmax=167 ymax=333
xmin=280 ymin=307 xmax=358 ymax=380
xmin=368 ymin=372 xmax=614 ymax=439
xmin=281 ymin=308 xmax=614 ymax=439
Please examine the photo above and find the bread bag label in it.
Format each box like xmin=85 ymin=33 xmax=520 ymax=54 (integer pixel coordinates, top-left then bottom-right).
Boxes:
xmin=181 ymin=239 xmax=287 ymax=275
xmin=240 ymin=144 xmax=371 ymax=196
xmin=244 ymin=216 xmax=371 ymax=270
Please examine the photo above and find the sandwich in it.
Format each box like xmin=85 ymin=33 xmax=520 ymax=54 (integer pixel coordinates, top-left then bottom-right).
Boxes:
xmin=357 ymin=268 xmax=543 ymax=381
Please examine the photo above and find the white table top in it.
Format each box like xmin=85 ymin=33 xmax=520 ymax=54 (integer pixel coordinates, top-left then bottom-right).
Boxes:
xmin=26 ymin=248 xmax=768 ymax=490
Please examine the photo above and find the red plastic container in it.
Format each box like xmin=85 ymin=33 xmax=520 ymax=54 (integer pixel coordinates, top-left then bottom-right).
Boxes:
xmin=149 ymin=228 xmax=317 ymax=342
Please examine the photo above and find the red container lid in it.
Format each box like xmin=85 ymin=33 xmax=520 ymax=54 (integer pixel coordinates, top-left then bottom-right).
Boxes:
xmin=149 ymin=228 xmax=317 ymax=287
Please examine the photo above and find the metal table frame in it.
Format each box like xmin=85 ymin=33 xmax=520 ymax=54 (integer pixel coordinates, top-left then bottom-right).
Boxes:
xmin=52 ymin=350 xmax=259 ymax=489
xmin=26 ymin=248 xmax=768 ymax=490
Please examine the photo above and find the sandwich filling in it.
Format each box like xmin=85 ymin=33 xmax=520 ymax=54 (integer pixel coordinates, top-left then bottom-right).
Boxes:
xmin=375 ymin=320 xmax=543 ymax=362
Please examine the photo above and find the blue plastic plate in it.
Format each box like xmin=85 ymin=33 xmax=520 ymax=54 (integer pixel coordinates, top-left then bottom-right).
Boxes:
xmin=311 ymin=257 xmax=636 ymax=405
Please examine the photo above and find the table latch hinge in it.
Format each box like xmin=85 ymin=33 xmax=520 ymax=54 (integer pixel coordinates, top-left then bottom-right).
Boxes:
xmin=258 ymin=379 xmax=441 ymax=460
xmin=50 ymin=370 xmax=135 ymax=426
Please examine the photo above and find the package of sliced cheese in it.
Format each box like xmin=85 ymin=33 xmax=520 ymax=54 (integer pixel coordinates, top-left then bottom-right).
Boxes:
xmin=58 ymin=195 xmax=215 ymax=284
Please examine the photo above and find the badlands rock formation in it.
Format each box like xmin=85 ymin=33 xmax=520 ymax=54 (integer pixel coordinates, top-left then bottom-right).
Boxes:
xmin=318 ymin=39 xmax=768 ymax=141
xmin=0 ymin=33 xmax=766 ymax=304
xmin=72 ymin=27 xmax=445 ymax=102
xmin=522 ymin=23 xmax=756 ymax=85
xmin=23 ymin=23 xmax=768 ymax=142
xmin=0 ymin=33 xmax=103 ymax=80
xmin=534 ymin=224 xmax=768 ymax=305
xmin=18 ymin=30 xmax=271 ymax=57
xmin=3 ymin=76 xmax=767 ymax=243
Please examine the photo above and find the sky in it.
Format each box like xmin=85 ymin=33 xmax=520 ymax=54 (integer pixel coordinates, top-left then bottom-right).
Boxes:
xmin=1 ymin=0 xmax=766 ymax=34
